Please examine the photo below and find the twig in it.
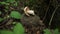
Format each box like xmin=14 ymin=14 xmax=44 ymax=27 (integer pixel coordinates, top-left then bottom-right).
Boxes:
xmin=43 ymin=0 xmax=51 ymax=21
xmin=49 ymin=6 xmax=58 ymax=26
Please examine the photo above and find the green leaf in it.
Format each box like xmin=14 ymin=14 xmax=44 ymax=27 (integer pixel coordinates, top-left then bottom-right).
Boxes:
xmin=10 ymin=11 xmax=21 ymax=19
xmin=6 ymin=0 xmax=15 ymax=3
xmin=44 ymin=29 xmax=60 ymax=34
xmin=0 ymin=2 xmax=6 ymax=4
xmin=54 ymin=29 xmax=60 ymax=34
xmin=0 ymin=30 xmax=13 ymax=34
xmin=13 ymin=2 xmax=18 ymax=6
xmin=44 ymin=29 xmax=52 ymax=34
xmin=0 ymin=2 xmax=9 ymax=5
xmin=13 ymin=23 xmax=25 ymax=34
xmin=0 ymin=22 xmax=25 ymax=34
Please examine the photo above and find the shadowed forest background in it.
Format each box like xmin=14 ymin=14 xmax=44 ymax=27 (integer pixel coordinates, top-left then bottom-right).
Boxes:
xmin=0 ymin=0 xmax=60 ymax=34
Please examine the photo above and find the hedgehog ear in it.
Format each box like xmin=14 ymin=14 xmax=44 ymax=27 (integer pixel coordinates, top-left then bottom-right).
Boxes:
xmin=24 ymin=6 xmax=29 ymax=11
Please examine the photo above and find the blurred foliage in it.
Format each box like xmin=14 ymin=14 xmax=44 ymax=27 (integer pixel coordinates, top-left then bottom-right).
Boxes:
xmin=0 ymin=0 xmax=24 ymax=34
xmin=0 ymin=22 xmax=24 ymax=34
xmin=0 ymin=18 xmax=4 ymax=22
xmin=44 ymin=29 xmax=52 ymax=34
xmin=44 ymin=29 xmax=60 ymax=34
xmin=13 ymin=23 xmax=25 ymax=34
xmin=10 ymin=11 xmax=21 ymax=19
xmin=0 ymin=30 xmax=13 ymax=34
xmin=0 ymin=0 xmax=60 ymax=34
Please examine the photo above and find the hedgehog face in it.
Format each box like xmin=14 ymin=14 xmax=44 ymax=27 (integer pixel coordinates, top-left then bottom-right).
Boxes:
xmin=24 ymin=6 xmax=35 ymax=16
